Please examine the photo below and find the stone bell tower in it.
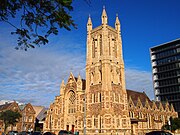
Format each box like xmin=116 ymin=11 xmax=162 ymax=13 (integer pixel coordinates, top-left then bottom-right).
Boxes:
xmin=85 ymin=7 xmax=130 ymax=134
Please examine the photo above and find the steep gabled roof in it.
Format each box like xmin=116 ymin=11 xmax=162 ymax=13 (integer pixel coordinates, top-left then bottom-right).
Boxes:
xmin=136 ymin=97 xmax=143 ymax=108
xmin=32 ymin=106 xmax=45 ymax=118
xmin=152 ymin=101 xmax=158 ymax=110
xmin=145 ymin=99 xmax=151 ymax=109
xmin=128 ymin=96 xmax=135 ymax=108
xmin=0 ymin=102 xmax=12 ymax=111
xmin=126 ymin=89 xmax=152 ymax=107
xmin=36 ymin=107 xmax=48 ymax=121
xmin=24 ymin=103 xmax=36 ymax=114
xmin=67 ymin=72 xmax=76 ymax=84
xmin=156 ymin=101 xmax=165 ymax=111
xmin=155 ymin=101 xmax=160 ymax=109
xmin=0 ymin=101 xmax=20 ymax=112
xmin=170 ymin=104 xmax=175 ymax=112
xmin=164 ymin=102 xmax=170 ymax=111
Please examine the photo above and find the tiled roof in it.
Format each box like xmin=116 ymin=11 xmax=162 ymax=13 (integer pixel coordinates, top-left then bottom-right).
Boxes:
xmin=32 ymin=106 xmax=45 ymax=118
xmin=162 ymin=102 xmax=167 ymax=109
xmin=155 ymin=101 xmax=170 ymax=110
xmin=82 ymin=79 xmax=86 ymax=90
xmin=0 ymin=102 xmax=12 ymax=111
xmin=126 ymin=89 xmax=152 ymax=107
xmin=155 ymin=101 xmax=160 ymax=109
xmin=36 ymin=107 xmax=48 ymax=121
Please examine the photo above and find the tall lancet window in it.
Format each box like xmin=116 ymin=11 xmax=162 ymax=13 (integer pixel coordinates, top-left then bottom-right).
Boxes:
xmin=114 ymin=38 xmax=117 ymax=58
xmin=100 ymin=35 xmax=102 ymax=56
xmin=92 ymin=38 xmax=95 ymax=58
xmin=99 ymin=70 xmax=102 ymax=82
xmin=108 ymin=36 xmax=111 ymax=56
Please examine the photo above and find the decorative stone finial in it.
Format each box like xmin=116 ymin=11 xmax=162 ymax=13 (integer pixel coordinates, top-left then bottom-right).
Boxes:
xmin=115 ymin=14 xmax=120 ymax=32
xmin=101 ymin=6 xmax=108 ymax=25
xmin=87 ymin=14 xmax=92 ymax=31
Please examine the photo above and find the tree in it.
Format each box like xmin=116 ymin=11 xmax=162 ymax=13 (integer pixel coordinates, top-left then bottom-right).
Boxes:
xmin=0 ymin=110 xmax=21 ymax=133
xmin=0 ymin=0 xmax=76 ymax=50
xmin=162 ymin=117 xmax=180 ymax=132
xmin=171 ymin=117 xmax=180 ymax=131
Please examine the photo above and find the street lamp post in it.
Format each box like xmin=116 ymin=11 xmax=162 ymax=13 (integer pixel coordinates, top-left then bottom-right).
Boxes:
xmin=50 ymin=115 xmax=52 ymax=132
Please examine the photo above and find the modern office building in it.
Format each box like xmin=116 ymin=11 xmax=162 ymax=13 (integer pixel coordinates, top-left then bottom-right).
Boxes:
xmin=150 ymin=38 xmax=180 ymax=116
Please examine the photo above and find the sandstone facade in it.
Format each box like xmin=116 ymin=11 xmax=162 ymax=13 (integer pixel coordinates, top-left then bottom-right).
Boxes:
xmin=43 ymin=8 xmax=177 ymax=135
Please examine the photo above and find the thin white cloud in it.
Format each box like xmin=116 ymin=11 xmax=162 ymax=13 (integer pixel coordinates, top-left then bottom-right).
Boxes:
xmin=0 ymin=34 xmax=154 ymax=107
xmin=125 ymin=68 xmax=154 ymax=100
xmin=0 ymin=42 xmax=86 ymax=107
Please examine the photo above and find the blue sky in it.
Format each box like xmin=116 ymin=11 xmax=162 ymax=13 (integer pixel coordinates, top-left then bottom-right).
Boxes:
xmin=0 ymin=0 xmax=180 ymax=107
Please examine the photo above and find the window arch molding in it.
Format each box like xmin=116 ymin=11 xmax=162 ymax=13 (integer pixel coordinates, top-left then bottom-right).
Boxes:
xmin=66 ymin=90 xmax=76 ymax=114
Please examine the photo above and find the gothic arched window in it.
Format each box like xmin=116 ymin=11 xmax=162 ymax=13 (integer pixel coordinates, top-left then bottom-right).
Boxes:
xmin=92 ymin=38 xmax=95 ymax=58
xmin=108 ymin=36 xmax=111 ymax=56
xmin=100 ymin=35 xmax=102 ymax=56
xmin=114 ymin=38 xmax=117 ymax=58
xmin=68 ymin=91 xmax=76 ymax=114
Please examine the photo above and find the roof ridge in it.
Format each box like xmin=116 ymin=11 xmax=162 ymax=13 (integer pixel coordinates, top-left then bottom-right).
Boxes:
xmin=126 ymin=89 xmax=145 ymax=94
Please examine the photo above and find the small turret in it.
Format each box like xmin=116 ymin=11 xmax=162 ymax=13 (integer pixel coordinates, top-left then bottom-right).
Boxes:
xmin=101 ymin=6 xmax=108 ymax=25
xmin=87 ymin=15 xmax=92 ymax=32
xmin=115 ymin=14 xmax=120 ymax=33
xmin=60 ymin=80 xmax=65 ymax=95
xmin=77 ymin=74 xmax=82 ymax=81
xmin=77 ymin=74 xmax=82 ymax=91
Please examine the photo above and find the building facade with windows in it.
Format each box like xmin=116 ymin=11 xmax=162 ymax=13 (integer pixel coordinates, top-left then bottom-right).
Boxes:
xmin=150 ymin=39 xmax=180 ymax=116
xmin=0 ymin=102 xmax=36 ymax=133
xmin=43 ymin=9 xmax=178 ymax=135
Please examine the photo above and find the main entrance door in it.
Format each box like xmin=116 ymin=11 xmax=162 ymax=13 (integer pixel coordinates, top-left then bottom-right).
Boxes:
xmin=66 ymin=125 xmax=69 ymax=131
xmin=72 ymin=125 xmax=74 ymax=132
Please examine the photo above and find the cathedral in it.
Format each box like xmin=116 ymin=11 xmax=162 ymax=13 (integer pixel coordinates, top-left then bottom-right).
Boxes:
xmin=43 ymin=8 xmax=177 ymax=135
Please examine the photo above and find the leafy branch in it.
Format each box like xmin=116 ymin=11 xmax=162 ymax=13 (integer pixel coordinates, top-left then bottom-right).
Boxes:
xmin=0 ymin=0 xmax=76 ymax=51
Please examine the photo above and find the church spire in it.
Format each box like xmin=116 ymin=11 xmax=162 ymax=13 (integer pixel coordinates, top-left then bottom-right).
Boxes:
xmin=115 ymin=14 xmax=120 ymax=33
xmin=101 ymin=6 xmax=108 ymax=25
xmin=87 ymin=14 xmax=92 ymax=32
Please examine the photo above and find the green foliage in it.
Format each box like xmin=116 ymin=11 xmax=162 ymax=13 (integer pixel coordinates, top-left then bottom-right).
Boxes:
xmin=0 ymin=0 xmax=76 ymax=50
xmin=162 ymin=124 xmax=170 ymax=131
xmin=0 ymin=110 xmax=21 ymax=132
xmin=171 ymin=118 xmax=180 ymax=131
xmin=161 ymin=117 xmax=180 ymax=132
